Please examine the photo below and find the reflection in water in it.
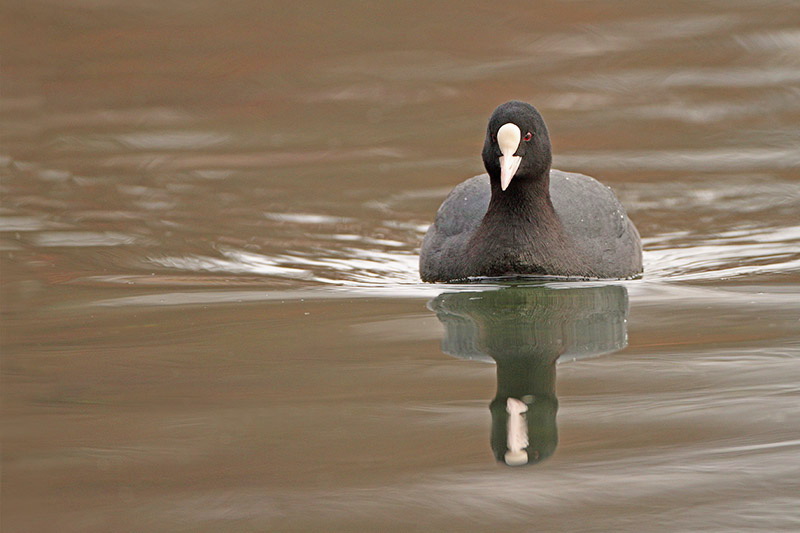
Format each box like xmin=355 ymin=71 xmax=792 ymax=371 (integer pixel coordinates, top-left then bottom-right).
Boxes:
xmin=430 ymin=284 xmax=629 ymax=466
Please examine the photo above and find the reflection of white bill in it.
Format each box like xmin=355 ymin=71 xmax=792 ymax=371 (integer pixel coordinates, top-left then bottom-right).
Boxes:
xmin=505 ymin=397 xmax=529 ymax=466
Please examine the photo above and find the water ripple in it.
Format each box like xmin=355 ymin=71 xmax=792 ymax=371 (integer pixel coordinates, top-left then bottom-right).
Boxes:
xmin=557 ymin=147 xmax=800 ymax=172
xmin=28 ymin=231 xmax=141 ymax=248
xmin=127 ymin=170 xmax=800 ymax=301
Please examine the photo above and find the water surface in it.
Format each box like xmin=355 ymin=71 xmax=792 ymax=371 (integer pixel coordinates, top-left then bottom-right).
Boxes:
xmin=2 ymin=1 xmax=800 ymax=531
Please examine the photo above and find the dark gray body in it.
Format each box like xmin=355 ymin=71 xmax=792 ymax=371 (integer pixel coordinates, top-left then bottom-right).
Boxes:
xmin=419 ymin=170 xmax=642 ymax=281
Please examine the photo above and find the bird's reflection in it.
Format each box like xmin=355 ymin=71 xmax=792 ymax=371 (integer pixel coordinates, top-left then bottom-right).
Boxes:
xmin=429 ymin=283 xmax=629 ymax=466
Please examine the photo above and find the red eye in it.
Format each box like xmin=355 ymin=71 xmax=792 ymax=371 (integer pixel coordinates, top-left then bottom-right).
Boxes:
xmin=523 ymin=132 xmax=533 ymax=141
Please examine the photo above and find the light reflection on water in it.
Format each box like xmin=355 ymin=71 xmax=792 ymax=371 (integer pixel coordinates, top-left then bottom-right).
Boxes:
xmin=7 ymin=144 xmax=798 ymax=296
xmin=136 ymin=177 xmax=799 ymax=298
xmin=3 ymin=159 xmax=799 ymax=305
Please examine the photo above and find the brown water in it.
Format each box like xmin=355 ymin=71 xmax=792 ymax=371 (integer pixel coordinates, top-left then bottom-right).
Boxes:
xmin=2 ymin=1 xmax=800 ymax=531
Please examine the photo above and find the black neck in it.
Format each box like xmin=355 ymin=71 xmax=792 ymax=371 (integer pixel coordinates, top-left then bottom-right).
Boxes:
xmin=467 ymin=170 xmax=583 ymax=277
xmin=486 ymin=170 xmax=554 ymax=220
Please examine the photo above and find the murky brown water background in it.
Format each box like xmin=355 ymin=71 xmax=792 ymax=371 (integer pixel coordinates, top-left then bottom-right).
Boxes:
xmin=2 ymin=1 xmax=800 ymax=531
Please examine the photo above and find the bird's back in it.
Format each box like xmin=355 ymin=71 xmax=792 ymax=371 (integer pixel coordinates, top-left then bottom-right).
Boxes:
xmin=549 ymin=170 xmax=642 ymax=279
xmin=419 ymin=175 xmax=490 ymax=282
xmin=419 ymin=171 xmax=642 ymax=281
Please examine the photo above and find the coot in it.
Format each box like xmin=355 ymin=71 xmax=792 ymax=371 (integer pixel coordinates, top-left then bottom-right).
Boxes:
xmin=420 ymin=101 xmax=642 ymax=282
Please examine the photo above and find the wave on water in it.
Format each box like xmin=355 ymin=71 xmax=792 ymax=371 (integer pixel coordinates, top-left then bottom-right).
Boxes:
xmin=130 ymin=216 xmax=799 ymax=307
xmin=132 ymin=171 xmax=800 ymax=304
xmin=5 ymin=158 xmax=796 ymax=305
xmin=141 ymin=176 xmax=800 ymax=296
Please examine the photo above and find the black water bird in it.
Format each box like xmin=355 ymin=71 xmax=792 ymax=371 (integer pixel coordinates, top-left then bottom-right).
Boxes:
xmin=420 ymin=101 xmax=642 ymax=282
